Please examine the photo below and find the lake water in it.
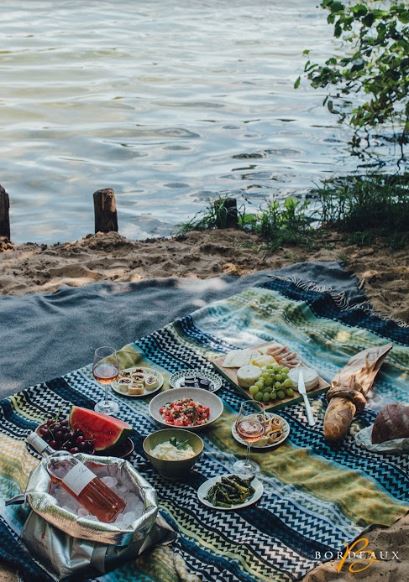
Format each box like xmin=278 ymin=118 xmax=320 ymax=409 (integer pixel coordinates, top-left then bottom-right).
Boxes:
xmin=1 ymin=0 xmax=353 ymax=243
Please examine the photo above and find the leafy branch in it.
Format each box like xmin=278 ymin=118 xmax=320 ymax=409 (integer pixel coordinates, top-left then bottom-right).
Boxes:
xmin=296 ymin=1 xmax=409 ymax=162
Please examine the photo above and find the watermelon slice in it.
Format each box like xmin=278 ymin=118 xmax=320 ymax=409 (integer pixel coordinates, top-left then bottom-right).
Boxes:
xmin=69 ymin=406 xmax=132 ymax=451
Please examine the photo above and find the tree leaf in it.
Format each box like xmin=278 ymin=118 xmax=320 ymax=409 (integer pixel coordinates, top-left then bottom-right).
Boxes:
xmin=352 ymin=4 xmax=367 ymax=18
xmin=362 ymin=13 xmax=375 ymax=27
xmin=398 ymin=11 xmax=409 ymax=24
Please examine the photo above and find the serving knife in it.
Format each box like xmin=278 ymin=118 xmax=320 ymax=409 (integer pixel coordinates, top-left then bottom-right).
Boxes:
xmin=298 ymin=369 xmax=316 ymax=427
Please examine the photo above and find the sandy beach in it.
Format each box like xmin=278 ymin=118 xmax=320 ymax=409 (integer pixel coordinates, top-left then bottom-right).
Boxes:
xmin=1 ymin=229 xmax=409 ymax=323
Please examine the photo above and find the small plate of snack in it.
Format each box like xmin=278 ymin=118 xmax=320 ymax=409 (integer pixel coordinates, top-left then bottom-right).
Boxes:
xmin=198 ymin=474 xmax=263 ymax=510
xmin=35 ymin=406 xmax=134 ymax=458
xmin=169 ymin=369 xmax=222 ymax=392
xmin=232 ymin=412 xmax=290 ymax=449
xmin=112 ymin=366 xmax=164 ymax=398
xmin=149 ymin=387 xmax=224 ymax=430
xmin=210 ymin=343 xmax=328 ymax=410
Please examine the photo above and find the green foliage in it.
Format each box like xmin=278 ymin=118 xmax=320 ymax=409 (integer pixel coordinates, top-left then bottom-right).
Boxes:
xmin=252 ymin=197 xmax=313 ymax=249
xmin=298 ymin=0 xmax=409 ymax=158
xmin=178 ymin=196 xmax=314 ymax=249
xmin=312 ymin=173 xmax=409 ymax=243
xmin=179 ymin=173 xmax=409 ymax=248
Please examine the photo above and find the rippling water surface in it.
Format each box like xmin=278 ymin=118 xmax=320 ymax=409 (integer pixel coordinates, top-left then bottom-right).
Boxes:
xmin=1 ymin=0 xmax=353 ymax=242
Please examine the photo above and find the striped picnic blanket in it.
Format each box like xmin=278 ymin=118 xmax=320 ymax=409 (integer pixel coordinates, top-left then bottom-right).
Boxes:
xmin=0 ymin=275 xmax=408 ymax=581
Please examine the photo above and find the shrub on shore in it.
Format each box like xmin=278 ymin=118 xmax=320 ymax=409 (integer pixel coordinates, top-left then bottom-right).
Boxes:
xmin=314 ymin=173 xmax=409 ymax=247
xmin=179 ymin=173 xmax=409 ymax=249
xmin=179 ymin=195 xmax=313 ymax=250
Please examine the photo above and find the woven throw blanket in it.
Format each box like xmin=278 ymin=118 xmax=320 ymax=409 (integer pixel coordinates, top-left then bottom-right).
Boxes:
xmin=0 ymin=276 xmax=408 ymax=581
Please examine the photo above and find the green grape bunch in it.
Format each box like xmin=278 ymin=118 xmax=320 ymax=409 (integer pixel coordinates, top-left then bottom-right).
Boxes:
xmin=248 ymin=364 xmax=295 ymax=403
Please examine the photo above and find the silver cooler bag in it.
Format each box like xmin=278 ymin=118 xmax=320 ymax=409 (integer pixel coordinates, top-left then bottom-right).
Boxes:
xmin=12 ymin=453 xmax=176 ymax=581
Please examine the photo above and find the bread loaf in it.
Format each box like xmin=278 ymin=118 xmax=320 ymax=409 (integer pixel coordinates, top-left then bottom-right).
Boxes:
xmin=371 ymin=403 xmax=409 ymax=443
xmin=323 ymin=397 xmax=356 ymax=442
xmin=323 ymin=343 xmax=392 ymax=443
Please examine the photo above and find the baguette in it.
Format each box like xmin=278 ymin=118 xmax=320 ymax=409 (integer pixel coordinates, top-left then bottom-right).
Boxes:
xmin=323 ymin=397 xmax=356 ymax=442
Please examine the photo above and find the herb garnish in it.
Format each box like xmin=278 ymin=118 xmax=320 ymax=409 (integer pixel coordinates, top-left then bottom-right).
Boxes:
xmin=169 ymin=437 xmax=190 ymax=450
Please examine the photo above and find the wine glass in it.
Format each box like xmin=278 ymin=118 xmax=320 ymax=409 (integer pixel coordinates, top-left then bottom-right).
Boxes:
xmin=232 ymin=400 xmax=267 ymax=476
xmin=93 ymin=346 xmax=120 ymax=415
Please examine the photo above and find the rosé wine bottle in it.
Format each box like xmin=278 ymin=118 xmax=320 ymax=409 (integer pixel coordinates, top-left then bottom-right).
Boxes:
xmin=27 ymin=432 xmax=125 ymax=522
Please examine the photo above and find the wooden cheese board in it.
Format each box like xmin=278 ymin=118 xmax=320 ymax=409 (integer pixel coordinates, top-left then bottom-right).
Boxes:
xmin=210 ymin=342 xmax=330 ymax=411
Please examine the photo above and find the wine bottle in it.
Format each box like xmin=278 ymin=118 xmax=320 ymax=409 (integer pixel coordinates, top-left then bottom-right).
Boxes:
xmin=27 ymin=432 xmax=125 ymax=522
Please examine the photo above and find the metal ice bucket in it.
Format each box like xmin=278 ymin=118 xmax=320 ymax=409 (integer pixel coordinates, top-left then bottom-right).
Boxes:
xmin=10 ymin=453 xmax=176 ymax=580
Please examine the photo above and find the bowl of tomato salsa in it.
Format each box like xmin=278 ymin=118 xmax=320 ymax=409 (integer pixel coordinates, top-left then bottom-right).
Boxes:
xmin=149 ymin=388 xmax=224 ymax=430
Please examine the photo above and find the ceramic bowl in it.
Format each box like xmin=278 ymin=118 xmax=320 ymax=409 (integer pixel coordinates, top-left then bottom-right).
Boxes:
xmin=148 ymin=387 xmax=224 ymax=430
xmin=143 ymin=428 xmax=204 ymax=480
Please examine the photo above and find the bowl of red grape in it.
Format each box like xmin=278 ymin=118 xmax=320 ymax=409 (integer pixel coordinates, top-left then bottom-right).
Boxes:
xmin=36 ymin=417 xmax=96 ymax=455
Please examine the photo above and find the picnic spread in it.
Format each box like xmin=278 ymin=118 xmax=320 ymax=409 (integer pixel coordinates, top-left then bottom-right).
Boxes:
xmin=0 ymin=275 xmax=408 ymax=581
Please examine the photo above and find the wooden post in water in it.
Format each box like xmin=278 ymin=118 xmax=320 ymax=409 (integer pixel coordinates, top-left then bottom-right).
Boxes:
xmin=0 ymin=185 xmax=10 ymax=240
xmin=93 ymin=188 xmax=118 ymax=233
xmin=214 ymin=197 xmax=238 ymax=228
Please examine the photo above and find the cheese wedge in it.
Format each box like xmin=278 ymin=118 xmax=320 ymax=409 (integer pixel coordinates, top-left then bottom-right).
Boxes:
xmin=250 ymin=354 xmax=276 ymax=368
xmin=223 ymin=348 xmax=259 ymax=368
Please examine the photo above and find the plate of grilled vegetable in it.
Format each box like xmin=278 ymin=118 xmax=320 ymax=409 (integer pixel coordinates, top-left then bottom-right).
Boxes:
xmin=197 ymin=474 xmax=263 ymax=510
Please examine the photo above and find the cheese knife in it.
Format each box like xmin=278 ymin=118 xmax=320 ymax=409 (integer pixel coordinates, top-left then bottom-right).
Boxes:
xmin=298 ymin=369 xmax=316 ymax=427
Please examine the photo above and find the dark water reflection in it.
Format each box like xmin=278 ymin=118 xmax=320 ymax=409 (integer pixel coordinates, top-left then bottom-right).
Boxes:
xmin=0 ymin=0 xmax=388 ymax=242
